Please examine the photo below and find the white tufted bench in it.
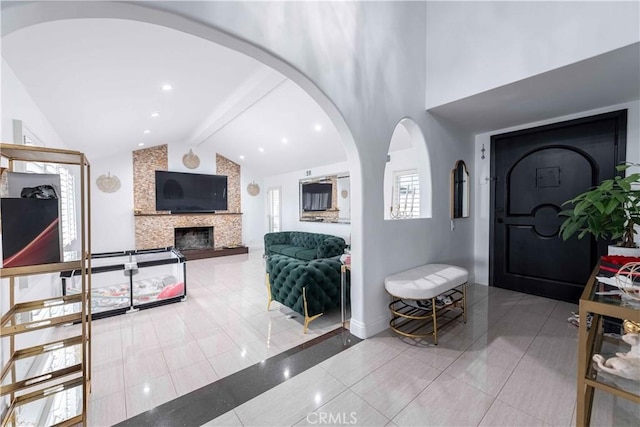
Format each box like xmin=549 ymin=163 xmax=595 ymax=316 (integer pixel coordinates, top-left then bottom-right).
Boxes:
xmin=384 ymin=264 xmax=468 ymax=344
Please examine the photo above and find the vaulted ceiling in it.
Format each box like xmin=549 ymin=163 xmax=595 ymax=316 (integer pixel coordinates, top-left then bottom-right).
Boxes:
xmin=2 ymin=18 xmax=347 ymax=177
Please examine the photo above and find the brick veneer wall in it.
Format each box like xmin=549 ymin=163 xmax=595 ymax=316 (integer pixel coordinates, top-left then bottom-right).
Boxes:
xmin=133 ymin=145 xmax=242 ymax=249
xmin=215 ymin=153 xmax=241 ymax=214
xmin=133 ymin=145 xmax=167 ymax=214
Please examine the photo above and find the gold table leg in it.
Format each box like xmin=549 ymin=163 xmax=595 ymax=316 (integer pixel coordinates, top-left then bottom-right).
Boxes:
xmin=303 ymin=287 xmax=323 ymax=334
xmin=265 ymin=273 xmax=273 ymax=311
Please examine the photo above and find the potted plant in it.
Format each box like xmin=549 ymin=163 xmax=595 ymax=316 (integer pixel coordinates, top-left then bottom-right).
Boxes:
xmin=559 ymin=163 xmax=640 ymax=255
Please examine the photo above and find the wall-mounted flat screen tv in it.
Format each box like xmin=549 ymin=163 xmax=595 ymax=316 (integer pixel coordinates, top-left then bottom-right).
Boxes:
xmin=301 ymin=182 xmax=332 ymax=212
xmin=155 ymin=171 xmax=227 ymax=213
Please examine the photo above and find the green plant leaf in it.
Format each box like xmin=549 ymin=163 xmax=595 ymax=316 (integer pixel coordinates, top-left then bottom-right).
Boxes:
xmin=573 ymin=200 xmax=590 ymax=215
xmin=604 ymin=198 xmax=619 ymax=215
xmin=559 ymin=162 xmax=640 ymax=244
xmin=599 ymin=180 xmax=614 ymax=191
xmin=593 ymin=200 xmax=605 ymax=213
xmin=619 ymin=180 xmax=631 ymax=191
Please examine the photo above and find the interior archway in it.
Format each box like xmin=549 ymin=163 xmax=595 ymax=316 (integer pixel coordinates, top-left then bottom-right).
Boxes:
xmin=2 ymin=1 xmax=365 ymax=338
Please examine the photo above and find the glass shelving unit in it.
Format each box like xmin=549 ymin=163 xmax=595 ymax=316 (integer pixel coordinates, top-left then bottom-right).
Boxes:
xmin=0 ymin=143 xmax=91 ymax=427
xmin=577 ymin=263 xmax=640 ymax=426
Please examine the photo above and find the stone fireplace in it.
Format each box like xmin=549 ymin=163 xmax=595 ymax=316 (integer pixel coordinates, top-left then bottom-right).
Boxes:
xmin=174 ymin=227 xmax=214 ymax=251
xmin=133 ymin=146 xmax=243 ymax=255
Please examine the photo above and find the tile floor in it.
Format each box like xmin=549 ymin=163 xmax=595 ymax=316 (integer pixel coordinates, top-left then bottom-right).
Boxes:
xmin=49 ymin=249 xmax=342 ymax=426
xmin=51 ymin=249 xmax=639 ymax=426
xmin=201 ymin=266 xmax=640 ymax=427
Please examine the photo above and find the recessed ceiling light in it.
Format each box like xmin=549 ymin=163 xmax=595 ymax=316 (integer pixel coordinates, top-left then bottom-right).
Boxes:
xmin=239 ymin=155 xmax=245 ymax=160
xmin=161 ymin=84 xmax=173 ymax=91
xmin=314 ymin=124 xmax=322 ymax=132
xmin=138 ymin=143 xmax=145 ymax=147
xmin=258 ymin=147 xmax=265 ymax=153
xmin=151 ymin=112 xmax=160 ymax=118
xmin=143 ymin=130 xmax=151 ymax=134
xmin=281 ymin=138 xmax=288 ymax=144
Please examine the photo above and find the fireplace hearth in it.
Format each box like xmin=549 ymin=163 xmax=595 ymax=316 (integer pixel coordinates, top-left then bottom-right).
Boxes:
xmin=174 ymin=227 xmax=213 ymax=251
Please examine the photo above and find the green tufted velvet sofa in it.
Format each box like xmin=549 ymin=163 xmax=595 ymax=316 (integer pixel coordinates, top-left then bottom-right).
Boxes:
xmin=264 ymin=231 xmax=346 ymax=261
xmin=266 ymin=254 xmax=347 ymax=332
xmin=264 ymin=231 xmax=347 ymax=332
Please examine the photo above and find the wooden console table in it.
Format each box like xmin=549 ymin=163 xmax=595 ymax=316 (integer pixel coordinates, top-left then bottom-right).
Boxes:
xmin=576 ymin=264 xmax=640 ymax=426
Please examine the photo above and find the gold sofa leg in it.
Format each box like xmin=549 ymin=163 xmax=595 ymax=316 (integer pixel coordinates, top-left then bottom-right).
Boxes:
xmin=266 ymin=273 xmax=273 ymax=311
xmin=303 ymin=287 xmax=323 ymax=334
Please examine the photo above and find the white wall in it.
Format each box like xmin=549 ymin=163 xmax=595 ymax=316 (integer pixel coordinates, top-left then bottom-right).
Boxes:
xmin=336 ymin=176 xmax=350 ymax=221
xmin=1 ymin=59 xmax=65 ymax=147
xmin=241 ymin=168 xmax=265 ymax=249
xmin=0 ymin=60 xmax=70 ymax=390
xmin=91 ymin=150 xmax=135 ymax=253
xmin=263 ymin=161 xmax=352 ymax=243
xmin=473 ymin=101 xmax=640 ymax=286
xmin=426 ymin=1 xmax=640 ymax=109
xmin=3 ymin=0 xmax=479 ymax=338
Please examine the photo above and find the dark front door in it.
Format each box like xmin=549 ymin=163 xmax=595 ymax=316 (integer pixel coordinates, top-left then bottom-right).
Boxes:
xmin=490 ymin=110 xmax=627 ymax=302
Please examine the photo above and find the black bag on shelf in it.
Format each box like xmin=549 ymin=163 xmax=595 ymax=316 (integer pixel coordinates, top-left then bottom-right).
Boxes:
xmin=20 ymin=185 xmax=58 ymax=199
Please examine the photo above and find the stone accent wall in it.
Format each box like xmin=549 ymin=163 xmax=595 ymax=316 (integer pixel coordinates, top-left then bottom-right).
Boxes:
xmin=135 ymin=213 xmax=242 ymax=250
xmin=133 ymin=145 xmax=167 ymax=214
xmin=132 ymin=145 xmax=243 ymax=249
xmin=215 ymin=154 xmax=241 ymax=213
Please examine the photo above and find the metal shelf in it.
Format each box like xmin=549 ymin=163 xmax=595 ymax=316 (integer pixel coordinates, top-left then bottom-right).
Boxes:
xmin=0 ymin=295 xmax=83 ymax=336
xmin=577 ymin=264 xmax=640 ymax=426
xmin=1 ymin=336 xmax=83 ymax=396
xmin=0 ymin=143 xmax=86 ymax=166
xmin=0 ymin=261 xmax=83 ymax=279
xmin=1 ymin=143 xmax=91 ymax=427
xmin=1 ymin=377 xmax=84 ymax=427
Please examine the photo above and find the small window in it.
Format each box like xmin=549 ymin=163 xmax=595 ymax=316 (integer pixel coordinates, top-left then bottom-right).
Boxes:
xmin=267 ymin=187 xmax=281 ymax=233
xmin=392 ymin=169 xmax=419 ymax=218
xmin=25 ymin=162 xmax=77 ymax=248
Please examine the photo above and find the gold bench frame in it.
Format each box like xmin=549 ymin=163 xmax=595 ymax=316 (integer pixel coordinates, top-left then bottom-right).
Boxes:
xmin=388 ymin=283 xmax=467 ymax=344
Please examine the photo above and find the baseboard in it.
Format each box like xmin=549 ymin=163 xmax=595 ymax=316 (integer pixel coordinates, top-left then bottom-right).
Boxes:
xmin=349 ymin=315 xmax=389 ymax=339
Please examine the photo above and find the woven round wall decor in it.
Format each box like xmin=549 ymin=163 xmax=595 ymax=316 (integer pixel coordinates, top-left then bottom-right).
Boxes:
xmin=182 ymin=149 xmax=200 ymax=169
xmin=247 ymin=182 xmax=260 ymax=196
xmin=96 ymin=172 xmax=121 ymax=193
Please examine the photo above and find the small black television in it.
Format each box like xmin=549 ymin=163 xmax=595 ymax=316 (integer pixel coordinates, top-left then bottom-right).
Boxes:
xmin=155 ymin=171 xmax=227 ymax=213
xmin=301 ymin=182 xmax=332 ymax=212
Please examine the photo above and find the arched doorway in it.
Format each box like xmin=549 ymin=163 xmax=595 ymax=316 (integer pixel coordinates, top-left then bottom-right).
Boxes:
xmin=2 ymin=2 xmax=362 ymax=319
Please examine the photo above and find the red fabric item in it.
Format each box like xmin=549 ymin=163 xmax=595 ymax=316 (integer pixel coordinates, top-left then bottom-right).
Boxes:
xmin=600 ymin=255 xmax=640 ymax=266
xmin=157 ymin=282 xmax=184 ymax=300
xmin=599 ymin=255 xmax=640 ymax=277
